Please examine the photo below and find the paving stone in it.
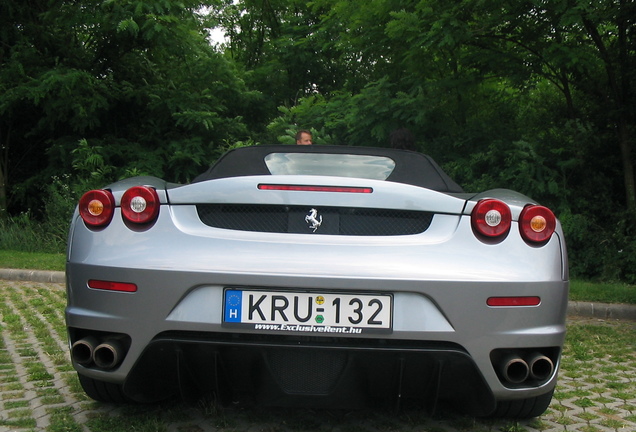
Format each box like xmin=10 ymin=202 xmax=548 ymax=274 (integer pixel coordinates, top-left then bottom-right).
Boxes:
xmin=2 ymin=280 xmax=636 ymax=431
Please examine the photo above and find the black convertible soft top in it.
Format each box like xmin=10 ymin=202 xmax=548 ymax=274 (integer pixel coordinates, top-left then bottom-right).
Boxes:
xmin=193 ymin=145 xmax=463 ymax=193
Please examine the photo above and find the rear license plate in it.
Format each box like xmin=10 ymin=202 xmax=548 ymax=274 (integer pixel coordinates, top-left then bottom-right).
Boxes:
xmin=223 ymin=289 xmax=392 ymax=334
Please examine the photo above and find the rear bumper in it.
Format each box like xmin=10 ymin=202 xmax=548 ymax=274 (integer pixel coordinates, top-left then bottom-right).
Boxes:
xmin=66 ymin=263 xmax=567 ymax=409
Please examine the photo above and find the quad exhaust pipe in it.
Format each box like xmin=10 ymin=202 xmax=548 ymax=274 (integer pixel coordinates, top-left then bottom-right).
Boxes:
xmin=71 ymin=336 xmax=127 ymax=370
xmin=499 ymin=352 xmax=555 ymax=385
xmin=71 ymin=336 xmax=99 ymax=366
xmin=93 ymin=339 xmax=124 ymax=369
xmin=501 ymin=356 xmax=529 ymax=384
xmin=528 ymin=353 xmax=554 ymax=381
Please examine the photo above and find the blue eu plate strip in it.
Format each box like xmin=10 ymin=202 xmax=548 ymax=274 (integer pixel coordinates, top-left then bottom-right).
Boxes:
xmin=224 ymin=290 xmax=243 ymax=322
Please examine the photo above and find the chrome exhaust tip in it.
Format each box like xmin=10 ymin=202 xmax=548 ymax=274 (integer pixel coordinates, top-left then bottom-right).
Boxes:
xmin=71 ymin=336 xmax=99 ymax=366
xmin=528 ymin=353 xmax=554 ymax=381
xmin=93 ymin=339 xmax=124 ymax=370
xmin=501 ymin=356 xmax=530 ymax=384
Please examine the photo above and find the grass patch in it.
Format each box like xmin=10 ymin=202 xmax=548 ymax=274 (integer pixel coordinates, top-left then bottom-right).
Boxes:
xmin=86 ymin=410 xmax=169 ymax=432
xmin=569 ymin=280 xmax=636 ymax=304
xmin=4 ymin=400 xmax=30 ymax=409
xmin=0 ymin=417 xmax=37 ymax=428
xmin=1 ymin=281 xmax=636 ymax=431
xmin=0 ymin=250 xmax=65 ymax=272
xmin=47 ymin=406 xmax=83 ymax=432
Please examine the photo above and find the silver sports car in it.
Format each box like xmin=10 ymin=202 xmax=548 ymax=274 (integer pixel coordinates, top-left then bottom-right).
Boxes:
xmin=66 ymin=145 xmax=568 ymax=417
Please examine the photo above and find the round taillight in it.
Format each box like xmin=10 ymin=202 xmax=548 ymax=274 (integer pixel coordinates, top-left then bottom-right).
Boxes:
xmin=79 ymin=190 xmax=115 ymax=227
xmin=519 ymin=205 xmax=556 ymax=243
xmin=121 ymin=186 xmax=160 ymax=224
xmin=471 ymin=199 xmax=512 ymax=238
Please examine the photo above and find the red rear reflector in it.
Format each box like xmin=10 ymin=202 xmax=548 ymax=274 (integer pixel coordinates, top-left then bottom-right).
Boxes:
xmin=88 ymin=280 xmax=138 ymax=293
xmin=487 ymin=296 xmax=540 ymax=307
xmin=258 ymin=184 xmax=373 ymax=193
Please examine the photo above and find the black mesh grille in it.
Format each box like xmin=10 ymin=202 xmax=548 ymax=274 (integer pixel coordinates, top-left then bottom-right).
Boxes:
xmin=196 ymin=204 xmax=433 ymax=236
xmin=266 ymin=349 xmax=348 ymax=394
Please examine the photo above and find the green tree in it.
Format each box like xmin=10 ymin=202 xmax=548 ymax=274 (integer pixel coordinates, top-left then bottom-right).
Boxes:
xmin=209 ymin=0 xmax=349 ymax=116
xmin=233 ymin=0 xmax=635 ymax=280
xmin=0 ymin=0 xmax=256 ymax=216
xmin=389 ymin=0 xmax=636 ymax=219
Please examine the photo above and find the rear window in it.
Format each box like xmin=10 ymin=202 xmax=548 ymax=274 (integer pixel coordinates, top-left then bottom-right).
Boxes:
xmin=264 ymin=153 xmax=396 ymax=180
xmin=193 ymin=145 xmax=464 ymax=193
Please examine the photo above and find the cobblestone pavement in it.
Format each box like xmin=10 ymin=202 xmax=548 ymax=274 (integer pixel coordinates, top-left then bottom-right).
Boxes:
xmin=1 ymin=280 xmax=636 ymax=432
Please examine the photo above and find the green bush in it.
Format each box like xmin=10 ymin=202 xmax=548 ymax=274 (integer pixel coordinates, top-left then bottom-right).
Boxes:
xmin=43 ymin=175 xmax=80 ymax=252
xmin=0 ymin=213 xmax=63 ymax=254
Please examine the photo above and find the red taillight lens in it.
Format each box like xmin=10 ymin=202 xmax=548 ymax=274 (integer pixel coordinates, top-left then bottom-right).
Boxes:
xmin=121 ymin=186 xmax=160 ymax=224
xmin=79 ymin=190 xmax=115 ymax=227
xmin=519 ymin=205 xmax=556 ymax=244
xmin=471 ymin=199 xmax=512 ymax=238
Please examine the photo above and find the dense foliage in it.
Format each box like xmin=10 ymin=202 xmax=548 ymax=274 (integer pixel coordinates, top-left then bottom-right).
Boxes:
xmin=1 ymin=0 xmax=634 ymax=282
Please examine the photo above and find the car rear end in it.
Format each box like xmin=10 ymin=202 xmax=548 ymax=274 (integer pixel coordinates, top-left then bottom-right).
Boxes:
xmin=66 ymin=150 xmax=568 ymax=416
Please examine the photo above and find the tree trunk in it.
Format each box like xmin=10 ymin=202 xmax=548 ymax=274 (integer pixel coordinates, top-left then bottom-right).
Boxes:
xmin=0 ymin=163 xmax=7 ymax=220
xmin=618 ymin=119 xmax=636 ymax=225
xmin=582 ymin=14 xmax=635 ymax=225
xmin=0 ymin=127 xmax=8 ymax=220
